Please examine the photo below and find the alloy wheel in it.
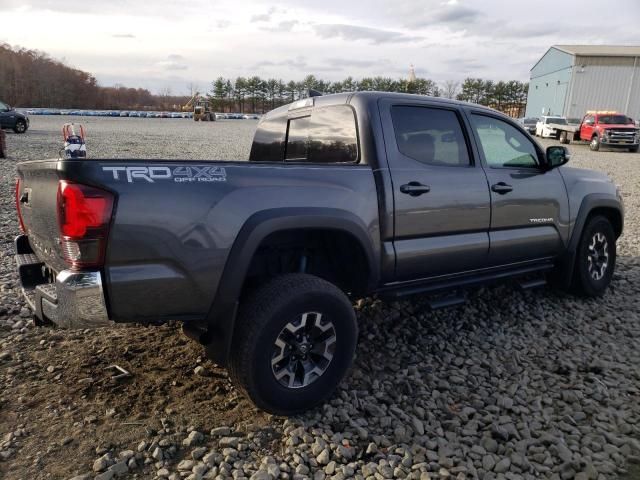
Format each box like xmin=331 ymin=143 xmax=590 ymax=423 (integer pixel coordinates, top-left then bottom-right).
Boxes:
xmin=271 ymin=312 xmax=336 ymax=389
xmin=587 ymin=232 xmax=609 ymax=281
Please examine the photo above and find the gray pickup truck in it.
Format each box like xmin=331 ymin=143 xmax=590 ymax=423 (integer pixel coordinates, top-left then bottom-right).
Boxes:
xmin=14 ymin=92 xmax=624 ymax=414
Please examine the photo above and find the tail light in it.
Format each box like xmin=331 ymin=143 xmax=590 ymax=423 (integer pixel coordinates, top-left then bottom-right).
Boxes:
xmin=57 ymin=181 xmax=114 ymax=269
xmin=15 ymin=178 xmax=26 ymax=233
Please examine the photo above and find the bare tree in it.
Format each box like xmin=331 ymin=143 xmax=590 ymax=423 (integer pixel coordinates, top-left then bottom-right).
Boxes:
xmin=441 ymin=80 xmax=460 ymax=99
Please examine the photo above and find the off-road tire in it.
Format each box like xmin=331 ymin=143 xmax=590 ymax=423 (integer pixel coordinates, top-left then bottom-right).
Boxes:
xmin=573 ymin=215 xmax=616 ymax=296
xmin=13 ymin=120 xmax=27 ymax=134
xmin=590 ymin=134 xmax=601 ymax=151
xmin=228 ymin=273 xmax=357 ymax=415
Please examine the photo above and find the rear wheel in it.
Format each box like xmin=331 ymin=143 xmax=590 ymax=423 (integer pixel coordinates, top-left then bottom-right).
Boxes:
xmin=572 ymin=215 xmax=616 ymax=296
xmin=13 ymin=120 xmax=27 ymax=134
xmin=590 ymin=135 xmax=600 ymax=151
xmin=227 ymin=273 xmax=357 ymax=415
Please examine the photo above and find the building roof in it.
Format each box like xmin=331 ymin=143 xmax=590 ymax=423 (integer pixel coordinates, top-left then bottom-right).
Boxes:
xmin=553 ymin=45 xmax=640 ymax=57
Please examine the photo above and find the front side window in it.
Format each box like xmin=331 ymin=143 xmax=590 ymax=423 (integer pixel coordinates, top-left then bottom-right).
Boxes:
xmin=284 ymin=106 xmax=358 ymax=163
xmin=471 ymin=114 xmax=539 ymax=168
xmin=0 ymin=101 xmax=8 ymax=111
xmin=391 ymin=106 xmax=471 ymax=167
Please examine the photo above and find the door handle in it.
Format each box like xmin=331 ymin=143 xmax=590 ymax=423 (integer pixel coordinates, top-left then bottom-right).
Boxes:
xmin=491 ymin=182 xmax=513 ymax=194
xmin=400 ymin=182 xmax=430 ymax=196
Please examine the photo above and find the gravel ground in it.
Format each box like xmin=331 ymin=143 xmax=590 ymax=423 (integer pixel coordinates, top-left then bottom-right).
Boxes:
xmin=1 ymin=116 xmax=640 ymax=480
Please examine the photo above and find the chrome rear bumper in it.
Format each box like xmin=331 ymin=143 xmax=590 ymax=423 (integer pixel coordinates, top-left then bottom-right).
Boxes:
xmin=15 ymin=234 xmax=111 ymax=328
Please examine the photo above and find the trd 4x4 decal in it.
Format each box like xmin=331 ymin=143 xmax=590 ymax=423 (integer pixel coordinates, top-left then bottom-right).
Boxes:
xmin=103 ymin=165 xmax=227 ymax=183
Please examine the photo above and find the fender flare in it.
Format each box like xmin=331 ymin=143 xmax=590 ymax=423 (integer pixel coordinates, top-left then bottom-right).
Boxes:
xmin=554 ymin=193 xmax=623 ymax=287
xmin=204 ymin=207 xmax=379 ymax=365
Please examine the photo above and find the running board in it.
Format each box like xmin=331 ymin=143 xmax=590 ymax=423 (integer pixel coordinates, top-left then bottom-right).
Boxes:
xmin=380 ymin=261 xmax=554 ymax=299
xmin=428 ymin=294 xmax=466 ymax=310
xmin=518 ymin=277 xmax=547 ymax=290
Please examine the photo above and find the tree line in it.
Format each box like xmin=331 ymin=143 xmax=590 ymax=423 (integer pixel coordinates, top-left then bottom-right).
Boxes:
xmin=209 ymin=75 xmax=527 ymax=117
xmin=1 ymin=43 xmax=528 ymax=117
xmin=0 ymin=43 xmax=189 ymax=110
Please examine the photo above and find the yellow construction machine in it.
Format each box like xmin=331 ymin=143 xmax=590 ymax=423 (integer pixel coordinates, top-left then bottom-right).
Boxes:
xmin=183 ymin=93 xmax=215 ymax=121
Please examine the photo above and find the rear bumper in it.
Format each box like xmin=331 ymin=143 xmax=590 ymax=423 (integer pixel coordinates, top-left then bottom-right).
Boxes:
xmin=15 ymin=234 xmax=111 ymax=328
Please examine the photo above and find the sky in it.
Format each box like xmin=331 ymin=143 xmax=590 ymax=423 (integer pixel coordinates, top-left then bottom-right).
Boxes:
xmin=1 ymin=0 xmax=638 ymax=94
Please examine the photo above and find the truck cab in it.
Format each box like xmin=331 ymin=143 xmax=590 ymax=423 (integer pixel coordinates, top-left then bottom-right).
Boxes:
xmin=580 ymin=111 xmax=639 ymax=152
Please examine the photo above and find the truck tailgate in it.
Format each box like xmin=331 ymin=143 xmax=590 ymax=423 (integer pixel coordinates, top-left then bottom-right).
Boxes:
xmin=17 ymin=159 xmax=68 ymax=273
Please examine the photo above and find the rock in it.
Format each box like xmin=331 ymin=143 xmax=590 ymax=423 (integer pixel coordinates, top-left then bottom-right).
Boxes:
xmin=178 ymin=459 xmax=195 ymax=471
xmin=210 ymin=427 xmax=231 ymax=437
xmin=183 ymin=431 xmax=204 ymax=447
xmin=108 ymin=461 xmax=128 ymax=475
xmin=316 ymin=448 xmax=330 ymax=465
xmin=483 ymin=455 xmax=495 ymax=471
xmin=218 ymin=437 xmax=240 ymax=448
xmin=93 ymin=455 xmax=110 ymax=472
xmin=250 ymin=471 xmax=270 ymax=480
xmin=192 ymin=447 xmax=207 ymax=460
xmin=494 ymin=457 xmax=511 ymax=474
xmin=194 ymin=366 xmax=206 ymax=376
xmin=94 ymin=471 xmax=114 ymax=480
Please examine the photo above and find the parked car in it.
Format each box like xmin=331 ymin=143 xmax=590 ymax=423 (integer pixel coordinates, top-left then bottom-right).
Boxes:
xmin=0 ymin=100 xmax=29 ymax=133
xmin=547 ymin=111 xmax=639 ymax=152
xmin=243 ymin=114 xmax=260 ymax=120
xmin=14 ymin=92 xmax=624 ymax=414
xmin=535 ymin=116 xmax=568 ymax=138
xmin=518 ymin=117 xmax=538 ymax=134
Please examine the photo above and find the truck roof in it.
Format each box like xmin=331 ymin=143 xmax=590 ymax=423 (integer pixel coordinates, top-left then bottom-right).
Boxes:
xmin=263 ymin=91 xmax=501 ymax=120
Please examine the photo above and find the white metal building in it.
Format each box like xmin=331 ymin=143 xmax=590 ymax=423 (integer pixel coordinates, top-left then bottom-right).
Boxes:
xmin=525 ymin=45 xmax=640 ymax=120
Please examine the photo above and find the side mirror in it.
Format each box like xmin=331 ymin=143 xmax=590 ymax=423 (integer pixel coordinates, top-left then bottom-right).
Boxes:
xmin=545 ymin=146 xmax=570 ymax=169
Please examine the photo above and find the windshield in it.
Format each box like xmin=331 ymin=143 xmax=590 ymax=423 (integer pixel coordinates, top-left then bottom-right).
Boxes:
xmin=545 ymin=117 xmax=567 ymax=125
xmin=0 ymin=101 xmax=9 ymax=111
xmin=599 ymin=115 xmax=631 ymax=125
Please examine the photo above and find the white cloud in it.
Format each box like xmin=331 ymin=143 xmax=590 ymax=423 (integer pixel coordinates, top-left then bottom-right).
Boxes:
xmin=0 ymin=0 xmax=637 ymax=93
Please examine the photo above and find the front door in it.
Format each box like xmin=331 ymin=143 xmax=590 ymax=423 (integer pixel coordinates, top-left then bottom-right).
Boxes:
xmin=379 ymin=99 xmax=491 ymax=281
xmin=466 ymin=111 xmax=569 ymax=266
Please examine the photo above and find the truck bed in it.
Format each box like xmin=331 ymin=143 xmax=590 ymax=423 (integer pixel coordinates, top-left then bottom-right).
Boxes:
xmin=16 ymin=157 xmax=381 ymax=323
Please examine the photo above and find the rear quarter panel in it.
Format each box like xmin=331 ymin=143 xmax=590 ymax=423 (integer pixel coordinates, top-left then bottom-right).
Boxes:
xmin=59 ymin=160 xmax=380 ymax=322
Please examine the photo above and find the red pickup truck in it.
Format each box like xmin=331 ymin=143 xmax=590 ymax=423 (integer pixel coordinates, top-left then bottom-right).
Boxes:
xmin=550 ymin=111 xmax=639 ymax=152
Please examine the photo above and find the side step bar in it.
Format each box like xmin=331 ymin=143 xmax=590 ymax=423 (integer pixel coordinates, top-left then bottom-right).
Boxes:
xmin=427 ymin=294 xmax=466 ymax=310
xmin=518 ymin=277 xmax=547 ymax=290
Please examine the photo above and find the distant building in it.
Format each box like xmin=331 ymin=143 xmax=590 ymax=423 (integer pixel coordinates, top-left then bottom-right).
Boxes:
xmin=525 ymin=45 xmax=640 ymax=120
xmin=408 ymin=64 xmax=417 ymax=83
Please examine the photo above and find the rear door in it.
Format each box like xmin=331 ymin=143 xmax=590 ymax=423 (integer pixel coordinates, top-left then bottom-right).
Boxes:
xmin=466 ymin=111 xmax=568 ymax=266
xmin=379 ymin=99 xmax=491 ymax=281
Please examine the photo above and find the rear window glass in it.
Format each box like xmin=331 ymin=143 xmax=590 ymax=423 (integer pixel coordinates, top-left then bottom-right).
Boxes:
xmin=285 ymin=106 xmax=358 ymax=163
xmin=545 ymin=117 xmax=567 ymax=125
xmin=249 ymin=115 xmax=287 ymax=161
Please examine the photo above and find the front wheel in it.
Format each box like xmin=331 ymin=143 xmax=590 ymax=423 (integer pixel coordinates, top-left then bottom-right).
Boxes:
xmin=13 ymin=120 xmax=27 ymax=134
xmin=572 ymin=215 xmax=616 ymax=296
xmin=560 ymin=131 xmax=570 ymax=144
xmin=227 ymin=273 xmax=357 ymax=415
xmin=590 ymin=135 xmax=600 ymax=151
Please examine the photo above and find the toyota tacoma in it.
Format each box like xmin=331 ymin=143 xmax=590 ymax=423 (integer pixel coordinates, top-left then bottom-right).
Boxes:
xmin=14 ymin=92 xmax=624 ymax=414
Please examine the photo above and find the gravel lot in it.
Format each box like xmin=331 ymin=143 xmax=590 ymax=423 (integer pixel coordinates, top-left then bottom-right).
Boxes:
xmin=1 ymin=116 xmax=640 ymax=480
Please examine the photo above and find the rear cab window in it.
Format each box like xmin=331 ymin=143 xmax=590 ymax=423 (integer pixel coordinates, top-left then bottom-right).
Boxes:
xmin=285 ymin=106 xmax=359 ymax=163
xmin=250 ymin=104 xmax=359 ymax=163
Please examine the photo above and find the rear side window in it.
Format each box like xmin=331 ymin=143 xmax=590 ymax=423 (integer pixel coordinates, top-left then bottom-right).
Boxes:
xmin=391 ymin=106 xmax=471 ymax=167
xmin=285 ymin=106 xmax=358 ymax=163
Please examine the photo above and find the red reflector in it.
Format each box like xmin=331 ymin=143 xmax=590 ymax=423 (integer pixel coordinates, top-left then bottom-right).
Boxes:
xmin=15 ymin=178 xmax=26 ymax=233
